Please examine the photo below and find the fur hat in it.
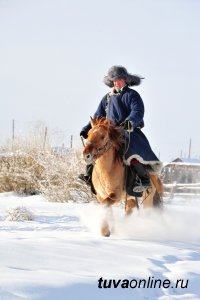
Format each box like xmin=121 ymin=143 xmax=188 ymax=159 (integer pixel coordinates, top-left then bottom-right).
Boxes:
xmin=103 ymin=65 xmax=143 ymax=87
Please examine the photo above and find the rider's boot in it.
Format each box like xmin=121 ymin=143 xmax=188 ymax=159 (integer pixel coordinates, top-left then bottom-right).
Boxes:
xmin=130 ymin=159 xmax=151 ymax=193
xmin=78 ymin=164 xmax=93 ymax=184
xmin=78 ymin=164 xmax=96 ymax=194
xmin=125 ymin=165 xmax=143 ymax=198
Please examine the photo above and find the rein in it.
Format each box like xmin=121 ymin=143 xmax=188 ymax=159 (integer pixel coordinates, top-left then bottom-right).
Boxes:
xmin=122 ymin=130 xmax=131 ymax=159
xmin=80 ymin=136 xmax=86 ymax=147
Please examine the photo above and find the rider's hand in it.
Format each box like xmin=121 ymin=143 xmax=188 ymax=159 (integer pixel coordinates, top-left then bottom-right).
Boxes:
xmin=120 ymin=120 xmax=133 ymax=132
xmin=80 ymin=130 xmax=88 ymax=139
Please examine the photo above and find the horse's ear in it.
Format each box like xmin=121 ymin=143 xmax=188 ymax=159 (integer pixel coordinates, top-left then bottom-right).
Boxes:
xmin=90 ymin=116 xmax=95 ymax=127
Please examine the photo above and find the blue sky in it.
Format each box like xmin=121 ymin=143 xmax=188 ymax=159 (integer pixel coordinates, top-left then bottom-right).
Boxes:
xmin=0 ymin=0 xmax=200 ymax=161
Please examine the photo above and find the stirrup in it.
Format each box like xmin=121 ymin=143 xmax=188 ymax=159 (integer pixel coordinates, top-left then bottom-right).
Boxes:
xmin=133 ymin=184 xmax=151 ymax=193
xmin=78 ymin=174 xmax=91 ymax=184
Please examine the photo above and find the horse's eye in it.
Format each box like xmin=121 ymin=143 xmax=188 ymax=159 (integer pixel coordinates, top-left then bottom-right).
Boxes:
xmin=101 ymin=135 xmax=105 ymax=140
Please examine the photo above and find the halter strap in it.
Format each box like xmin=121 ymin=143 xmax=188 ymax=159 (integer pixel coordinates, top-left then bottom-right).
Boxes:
xmin=86 ymin=139 xmax=111 ymax=161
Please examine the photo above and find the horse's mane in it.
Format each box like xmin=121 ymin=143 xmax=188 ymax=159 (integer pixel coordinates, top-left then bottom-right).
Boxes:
xmin=92 ymin=117 xmax=125 ymax=154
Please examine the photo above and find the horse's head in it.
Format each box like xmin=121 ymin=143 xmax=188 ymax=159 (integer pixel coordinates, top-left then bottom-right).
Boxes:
xmin=83 ymin=117 xmax=124 ymax=164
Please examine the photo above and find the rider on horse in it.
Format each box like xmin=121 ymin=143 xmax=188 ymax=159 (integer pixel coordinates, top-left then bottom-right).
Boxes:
xmin=79 ymin=65 xmax=162 ymax=194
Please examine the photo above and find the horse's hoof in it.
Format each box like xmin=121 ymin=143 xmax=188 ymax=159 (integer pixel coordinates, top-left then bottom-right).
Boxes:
xmin=101 ymin=226 xmax=111 ymax=237
xmin=104 ymin=231 xmax=110 ymax=237
xmin=103 ymin=231 xmax=111 ymax=237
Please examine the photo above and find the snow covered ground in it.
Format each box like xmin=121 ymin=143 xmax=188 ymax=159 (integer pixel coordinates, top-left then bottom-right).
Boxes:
xmin=0 ymin=192 xmax=200 ymax=300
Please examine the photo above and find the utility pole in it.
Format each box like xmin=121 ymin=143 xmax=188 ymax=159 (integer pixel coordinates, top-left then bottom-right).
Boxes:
xmin=12 ymin=119 xmax=15 ymax=151
xmin=70 ymin=135 xmax=73 ymax=149
xmin=188 ymin=138 xmax=191 ymax=159
xmin=43 ymin=127 xmax=48 ymax=150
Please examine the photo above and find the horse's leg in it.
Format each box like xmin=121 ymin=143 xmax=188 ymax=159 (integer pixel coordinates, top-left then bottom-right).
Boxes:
xmin=100 ymin=204 xmax=113 ymax=237
xmin=96 ymin=193 xmax=114 ymax=237
xmin=142 ymin=180 xmax=156 ymax=208
xmin=125 ymin=197 xmax=138 ymax=215
xmin=149 ymin=173 xmax=164 ymax=193
xmin=153 ymin=190 xmax=163 ymax=208
xmin=101 ymin=220 xmax=111 ymax=237
xmin=149 ymin=173 xmax=163 ymax=208
xmin=101 ymin=192 xmax=116 ymax=206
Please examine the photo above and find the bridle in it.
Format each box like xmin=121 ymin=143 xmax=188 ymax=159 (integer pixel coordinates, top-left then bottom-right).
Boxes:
xmin=86 ymin=139 xmax=112 ymax=161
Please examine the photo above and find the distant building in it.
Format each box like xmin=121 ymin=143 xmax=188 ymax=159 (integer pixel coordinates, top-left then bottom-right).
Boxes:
xmin=161 ymin=157 xmax=200 ymax=197
xmin=172 ymin=157 xmax=200 ymax=164
xmin=162 ymin=157 xmax=200 ymax=184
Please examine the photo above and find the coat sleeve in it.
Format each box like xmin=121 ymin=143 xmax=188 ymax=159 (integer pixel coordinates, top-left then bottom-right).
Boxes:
xmin=81 ymin=95 xmax=107 ymax=134
xmin=125 ymin=91 xmax=144 ymax=128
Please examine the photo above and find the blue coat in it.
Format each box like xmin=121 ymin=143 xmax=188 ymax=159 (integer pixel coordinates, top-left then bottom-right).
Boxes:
xmin=82 ymin=86 xmax=160 ymax=167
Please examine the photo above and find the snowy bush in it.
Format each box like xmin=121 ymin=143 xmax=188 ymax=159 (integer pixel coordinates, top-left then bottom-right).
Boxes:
xmin=0 ymin=123 xmax=95 ymax=202
xmin=0 ymin=154 xmax=44 ymax=194
xmin=5 ymin=206 xmax=34 ymax=221
xmin=37 ymin=148 xmax=95 ymax=202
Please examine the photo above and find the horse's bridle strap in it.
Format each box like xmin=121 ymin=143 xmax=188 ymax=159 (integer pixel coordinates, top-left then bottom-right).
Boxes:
xmin=96 ymin=140 xmax=111 ymax=156
xmin=86 ymin=140 xmax=111 ymax=159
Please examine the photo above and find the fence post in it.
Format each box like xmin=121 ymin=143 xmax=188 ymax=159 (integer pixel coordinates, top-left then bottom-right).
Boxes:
xmin=43 ymin=127 xmax=48 ymax=150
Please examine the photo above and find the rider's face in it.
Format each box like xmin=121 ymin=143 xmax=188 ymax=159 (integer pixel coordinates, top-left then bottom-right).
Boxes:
xmin=113 ymin=79 xmax=126 ymax=89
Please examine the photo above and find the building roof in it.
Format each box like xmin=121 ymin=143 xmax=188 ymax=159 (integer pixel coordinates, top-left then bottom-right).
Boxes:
xmin=172 ymin=157 xmax=200 ymax=164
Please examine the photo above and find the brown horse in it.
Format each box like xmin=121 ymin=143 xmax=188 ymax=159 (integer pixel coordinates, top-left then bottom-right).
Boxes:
xmin=83 ymin=117 xmax=163 ymax=237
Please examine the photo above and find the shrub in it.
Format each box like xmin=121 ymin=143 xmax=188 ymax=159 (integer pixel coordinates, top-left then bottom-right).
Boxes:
xmin=0 ymin=123 xmax=95 ymax=202
xmin=5 ymin=206 xmax=34 ymax=221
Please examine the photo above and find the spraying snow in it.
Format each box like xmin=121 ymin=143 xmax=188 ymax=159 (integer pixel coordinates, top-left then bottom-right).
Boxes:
xmin=0 ymin=193 xmax=199 ymax=300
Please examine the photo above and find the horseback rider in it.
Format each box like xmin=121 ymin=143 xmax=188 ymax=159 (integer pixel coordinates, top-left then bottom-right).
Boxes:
xmin=79 ymin=65 xmax=161 ymax=194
